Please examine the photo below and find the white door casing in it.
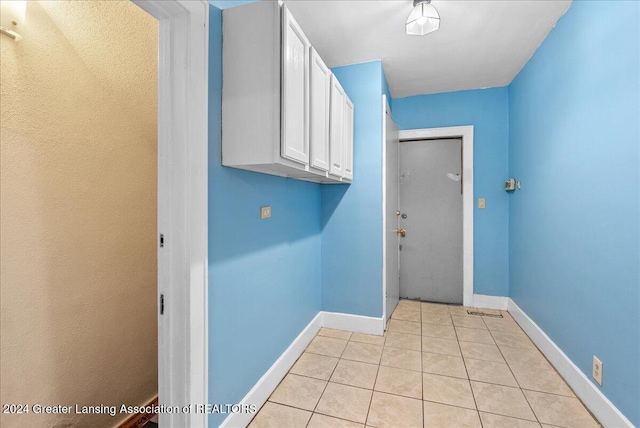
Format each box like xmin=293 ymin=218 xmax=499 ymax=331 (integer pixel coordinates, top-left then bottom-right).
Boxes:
xmin=397 ymin=126 xmax=474 ymax=307
xmin=131 ymin=1 xmax=209 ymax=427
xmin=382 ymin=95 xmax=400 ymax=322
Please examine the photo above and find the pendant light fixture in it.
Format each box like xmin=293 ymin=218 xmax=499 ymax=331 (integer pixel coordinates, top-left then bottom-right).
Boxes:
xmin=406 ymin=0 xmax=440 ymax=36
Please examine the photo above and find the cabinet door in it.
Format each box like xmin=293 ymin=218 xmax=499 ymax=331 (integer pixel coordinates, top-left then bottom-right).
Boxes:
xmin=343 ymin=96 xmax=354 ymax=180
xmin=329 ymin=75 xmax=345 ymax=177
xmin=309 ymin=48 xmax=331 ymax=172
xmin=281 ymin=6 xmax=310 ymax=165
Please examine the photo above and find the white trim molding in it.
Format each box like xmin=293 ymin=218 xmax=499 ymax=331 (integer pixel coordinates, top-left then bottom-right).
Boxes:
xmin=508 ymin=299 xmax=634 ymax=428
xmin=321 ymin=311 xmax=385 ymax=336
xmin=220 ymin=311 xmax=384 ymax=427
xmin=381 ymin=94 xmax=397 ymax=323
xmin=473 ymin=294 xmax=508 ymax=311
xmin=132 ymin=1 xmax=209 ymax=427
xmin=398 ymin=126 xmax=474 ymax=307
xmin=381 ymin=94 xmax=388 ymax=324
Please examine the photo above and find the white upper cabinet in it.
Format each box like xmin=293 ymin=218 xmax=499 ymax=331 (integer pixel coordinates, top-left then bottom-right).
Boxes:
xmin=330 ymin=75 xmax=345 ymax=178
xmin=309 ymin=48 xmax=331 ymax=172
xmin=281 ymin=7 xmax=310 ymax=165
xmin=222 ymin=1 xmax=353 ymax=184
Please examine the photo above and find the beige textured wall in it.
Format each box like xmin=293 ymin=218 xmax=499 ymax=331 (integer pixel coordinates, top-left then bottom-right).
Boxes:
xmin=0 ymin=2 xmax=158 ymax=427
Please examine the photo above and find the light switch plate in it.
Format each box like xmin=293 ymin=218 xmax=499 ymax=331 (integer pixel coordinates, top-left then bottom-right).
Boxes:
xmin=478 ymin=198 xmax=486 ymax=209
xmin=260 ymin=206 xmax=271 ymax=219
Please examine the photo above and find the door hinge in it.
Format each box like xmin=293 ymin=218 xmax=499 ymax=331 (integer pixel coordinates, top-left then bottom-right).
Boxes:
xmin=160 ymin=294 xmax=165 ymax=315
xmin=159 ymin=234 xmax=164 ymax=248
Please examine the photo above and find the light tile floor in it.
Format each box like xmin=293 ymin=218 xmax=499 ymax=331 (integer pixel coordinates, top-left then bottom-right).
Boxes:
xmin=248 ymin=299 xmax=600 ymax=428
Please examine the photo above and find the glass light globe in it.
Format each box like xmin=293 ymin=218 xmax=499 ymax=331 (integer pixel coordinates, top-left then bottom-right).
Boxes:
xmin=406 ymin=1 xmax=440 ymax=36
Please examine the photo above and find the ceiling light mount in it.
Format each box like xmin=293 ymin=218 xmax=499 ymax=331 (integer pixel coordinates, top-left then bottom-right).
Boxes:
xmin=406 ymin=0 xmax=440 ymax=36
xmin=0 ymin=1 xmax=26 ymax=41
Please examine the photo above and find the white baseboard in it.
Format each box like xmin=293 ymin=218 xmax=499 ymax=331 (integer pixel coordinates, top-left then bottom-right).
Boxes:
xmin=220 ymin=311 xmax=384 ymax=428
xmin=473 ymin=294 xmax=508 ymax=310
xmin=321 ymin=311 xmax=385 ymax=336
xmin=219 ymin=312 xmax=323 ymax=428
xmin=507 ymin=299 xmax=633 ymax=428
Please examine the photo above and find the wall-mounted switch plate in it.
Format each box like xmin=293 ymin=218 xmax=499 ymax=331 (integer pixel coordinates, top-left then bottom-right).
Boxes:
xmin=593 ymin=355 xmax=603 ymax=385
xmin=260 ymin=206 xmax=271 ymax=219
xmin=478 ymin=198 xmax=486 ymax=209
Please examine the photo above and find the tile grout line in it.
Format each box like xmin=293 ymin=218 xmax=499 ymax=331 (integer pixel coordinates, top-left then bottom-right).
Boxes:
xmin=363 ymin=349 xmax=382 ymax=427
xmin=492 ymin=332 xmax=601 ymax=426
xmin=486 ymin=318 xmax=543 ymax=425
xmin=420 ymin=304 xmax=425 ymax=428
xmin=479 ymin=408 xmax=550 ymax=425
xmin=453 ymin=308 xmax=484 ymax=427
xmin=304 ymin=333 xmax=348 ymax=427
xmin=309 ymin=331 xmax=367 ymax=426
xmin=253 ymin=342 xmax=328 ymax=427
xmin=298 ymin=336 xmax=343 ymax=426
xmin=420 ymin=306 xmax=425 ymax=428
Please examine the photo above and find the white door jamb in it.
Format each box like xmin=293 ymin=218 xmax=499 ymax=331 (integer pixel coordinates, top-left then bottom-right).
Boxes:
xmin=382 ymin=94 xmax=389 ymax=323
xmin=132 ymin=1 xmax=209 ymax=426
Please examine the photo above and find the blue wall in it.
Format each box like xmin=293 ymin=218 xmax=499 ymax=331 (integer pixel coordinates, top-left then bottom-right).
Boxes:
xmin=509 ymin=1 xmax=640 ymax=424
xmin=391 ymin=89 xmax=510 ymax=297
xmin=382 ymin=67 xmax=391 ymax=105
xmin=208 ymin=5 xmax=322 ymax=426
xmin=321 ymin=61 xmax=386 ymax=317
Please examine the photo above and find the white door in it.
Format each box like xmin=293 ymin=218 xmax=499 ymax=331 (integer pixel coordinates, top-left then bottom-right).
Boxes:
xmin=309 ymin=48 xmax=331 ymax=171
xmin=385 ymin=102 xmax=400 ymax=321
xmin=329 ymin=75 xmax=345 ymax=177
xmin=399 ymin=139 xmax=463 ymax=304
xmin=281 ymin=5 xmax=310 ymax=165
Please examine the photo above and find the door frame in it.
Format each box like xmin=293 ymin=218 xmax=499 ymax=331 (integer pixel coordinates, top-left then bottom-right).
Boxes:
xmin=381 ymin=94 xmax=394 ymax=323
xmin=397 ymin=126 xmax=474 ymax=307
xmin=132 ymin=1 xmax=209 ymax=427
xmin=381 ymin=95 xmax=388 ymax=322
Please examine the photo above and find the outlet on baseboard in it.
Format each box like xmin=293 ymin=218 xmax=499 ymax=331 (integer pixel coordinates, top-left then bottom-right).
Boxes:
xmin=593 ymin=355 xmax=603 ymax=386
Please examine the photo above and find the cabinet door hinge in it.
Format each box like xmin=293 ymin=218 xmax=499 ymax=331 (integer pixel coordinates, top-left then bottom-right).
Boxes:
xmin=159 ymin=234 xmax=164 ymax=248
xmin=160 ymin=294 xmax=165 ymax=315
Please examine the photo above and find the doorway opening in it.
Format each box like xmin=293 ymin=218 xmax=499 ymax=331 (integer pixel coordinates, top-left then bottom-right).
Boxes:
xmin=0 ymin=1 xmax=174 ymax=427
xmin=399 ymin=138 xmax=463 ymax=304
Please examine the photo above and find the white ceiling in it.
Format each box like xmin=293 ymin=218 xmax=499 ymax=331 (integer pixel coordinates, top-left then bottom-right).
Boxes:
xmin=284 ymin=0 xmax=572 ymax=98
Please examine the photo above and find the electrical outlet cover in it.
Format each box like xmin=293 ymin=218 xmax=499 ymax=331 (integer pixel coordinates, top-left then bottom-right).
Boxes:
xmin=593 ymin=355 xmax=603 ymax=385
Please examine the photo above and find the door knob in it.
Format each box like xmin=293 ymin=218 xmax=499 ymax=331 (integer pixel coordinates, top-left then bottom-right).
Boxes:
xmin=395 ymin=228 xmax=407 ymax=237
